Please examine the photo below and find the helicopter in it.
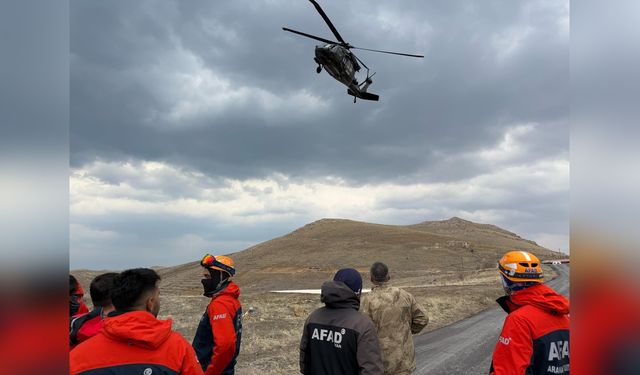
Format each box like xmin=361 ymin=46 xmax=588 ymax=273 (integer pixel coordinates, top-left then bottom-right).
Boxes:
xmin=283 ymin=0 xmax=424 ymax=102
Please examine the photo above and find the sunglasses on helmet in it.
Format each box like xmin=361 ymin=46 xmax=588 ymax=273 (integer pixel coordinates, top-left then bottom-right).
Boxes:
xmin=200 ymin=254 xmax=236 ymax=276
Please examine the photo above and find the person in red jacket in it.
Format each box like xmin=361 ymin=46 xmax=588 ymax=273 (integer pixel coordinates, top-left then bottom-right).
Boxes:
xmin=70 ymin=268 xmax=203 ymax=375
xmin=70 ymin=272 xmax=117 ymax=350
xmin=70 ymin=274 xmax=89 ymax=317
xmin=192 ymin=254 xmax=242 ymax=375
xmin=490 ymin=250 xmax=570 ymax=375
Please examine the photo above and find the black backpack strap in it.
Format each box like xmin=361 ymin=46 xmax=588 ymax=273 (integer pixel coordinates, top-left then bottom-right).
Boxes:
xmin=70 ymin=308 xmax=101 ymax=346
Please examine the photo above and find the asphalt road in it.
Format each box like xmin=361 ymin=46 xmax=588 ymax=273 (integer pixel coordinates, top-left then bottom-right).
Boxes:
xmin=413 ymin=265 xmax=570 ymax=374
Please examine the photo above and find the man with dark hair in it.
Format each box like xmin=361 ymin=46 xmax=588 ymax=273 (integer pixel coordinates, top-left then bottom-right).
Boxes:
xmin=70 ymin=272 xmax=117 ymax=350
xmin=70 ymin=274 xmax=89 ymax=317
xmin=300 ymin=268 xmax=384 ymax=375
xmin=70 ymin=268 xmax=204 ymax=375
xmin=90 ymin=272 xmax=118 ymax=307
xmin=360 ymin=262 xmax=429 ymax=375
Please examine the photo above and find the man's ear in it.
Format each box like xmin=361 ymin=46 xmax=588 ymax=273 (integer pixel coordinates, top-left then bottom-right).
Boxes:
xmin=144 ymin=288 xmax=156 ymax=308
xmin=144 ymin=294 xmax=154 ymax=312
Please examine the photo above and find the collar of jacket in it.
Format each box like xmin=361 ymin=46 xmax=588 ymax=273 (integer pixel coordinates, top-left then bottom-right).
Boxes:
xmin=102 ymin=310 xmax=173 ymax=350
xmin=496 ymin=283 xmax=569 ymax=315
xmin=371 ymin=281 xmax=391 ymax=290
xmin=210 ymin=280 xmax=240 ymax=299
xmin=496 ymin=295 xmax=517 ymax=313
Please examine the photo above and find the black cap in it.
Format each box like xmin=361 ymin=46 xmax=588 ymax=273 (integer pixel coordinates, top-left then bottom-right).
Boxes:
xmin=333 ymin=268 xmax=362 ymax=294
xmin=370 ymin=262 xmax=389 ymax=283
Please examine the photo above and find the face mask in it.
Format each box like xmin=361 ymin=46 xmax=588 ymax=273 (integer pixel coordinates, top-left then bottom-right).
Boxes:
xmin=201 ymin=270 xmax=229 ymax=297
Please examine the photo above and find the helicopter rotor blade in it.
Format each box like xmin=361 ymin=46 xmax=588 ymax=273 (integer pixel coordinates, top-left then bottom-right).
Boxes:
xmin=308 ymin=0 xmax=346 ymax=45
xmin=352 ymin=53 xmax=369 ymax=71
xmin=352 ymin=46 xmax=424 ymax=58
xmin=282 ymin=27 xmax=338 ymax=45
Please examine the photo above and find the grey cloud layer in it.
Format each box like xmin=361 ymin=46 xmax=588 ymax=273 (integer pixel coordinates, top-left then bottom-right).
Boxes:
xmin=71 ymin=0 xmax=568 ymax=183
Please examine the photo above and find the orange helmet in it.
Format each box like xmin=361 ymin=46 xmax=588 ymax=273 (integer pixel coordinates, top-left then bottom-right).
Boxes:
xmin=498 ymin=250 xmax=544 ymax=283
xmin=200 ymin=254 xmax=236 ymax=276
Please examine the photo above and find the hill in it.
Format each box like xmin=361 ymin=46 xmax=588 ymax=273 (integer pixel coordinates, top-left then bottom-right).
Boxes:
xmin=73 ymin=217 xmax=559 ymax=295
xmin=408 ymin=216 xmax=545 ymax=251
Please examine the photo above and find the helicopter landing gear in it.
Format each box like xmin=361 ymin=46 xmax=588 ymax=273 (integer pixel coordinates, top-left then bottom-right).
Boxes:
xmin=353 ymin=96 xmax=357 ymax=103
xmin=316 ymin=65 xmax=322 ymax=74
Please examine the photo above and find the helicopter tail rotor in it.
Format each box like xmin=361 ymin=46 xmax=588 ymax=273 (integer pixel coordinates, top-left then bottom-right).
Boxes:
xmin=365 ymin=71 xmax=376 ymax=82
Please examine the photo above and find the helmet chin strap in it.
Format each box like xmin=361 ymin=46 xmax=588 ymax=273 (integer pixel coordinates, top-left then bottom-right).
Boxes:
xmin=212 ymin=278 xmax=230 ymax=296
xmin=501 ymin=275 xmax=514 ymax=295
xmin=501 ymin=274 xmax=536 ymax=295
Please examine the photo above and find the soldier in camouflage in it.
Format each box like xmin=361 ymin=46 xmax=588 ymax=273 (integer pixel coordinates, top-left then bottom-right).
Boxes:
xmin=360 ymin=262 xmax=429 ymax=375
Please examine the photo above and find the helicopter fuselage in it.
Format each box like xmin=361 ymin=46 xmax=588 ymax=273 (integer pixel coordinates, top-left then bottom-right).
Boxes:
xmin=314 ymin=44 xmax=361 ymax=91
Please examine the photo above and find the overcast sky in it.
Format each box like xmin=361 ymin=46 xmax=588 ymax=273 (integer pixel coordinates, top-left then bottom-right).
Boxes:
xmin=70 ymin=0 xmax=569 ymax=269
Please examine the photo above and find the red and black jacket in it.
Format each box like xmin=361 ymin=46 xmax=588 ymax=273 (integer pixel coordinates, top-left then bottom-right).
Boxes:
xmin=192 ymin=281 xmax=242 ymax=375
xmin=70 ymin=308 xmax=104 ymax=351
xmin=70 ymin=310 xmax=203 ymax=375
xmin=490 ymin=283 xmax=570 ymax=375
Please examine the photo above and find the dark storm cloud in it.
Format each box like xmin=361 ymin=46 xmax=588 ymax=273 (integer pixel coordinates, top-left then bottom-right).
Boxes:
xmin=71 ymin=0 xmax=568 ymax=184
xmin=70 ymin=0 xmax=569 ymax=268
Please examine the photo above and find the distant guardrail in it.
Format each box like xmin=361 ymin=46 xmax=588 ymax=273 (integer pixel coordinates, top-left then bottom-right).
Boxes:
xmin=541 ymin=259 xmax=570 ymax=265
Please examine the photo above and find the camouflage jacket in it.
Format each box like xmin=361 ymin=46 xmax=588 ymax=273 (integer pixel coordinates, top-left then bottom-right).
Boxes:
xmin=360 ymin=283 xmax=429 ymax=375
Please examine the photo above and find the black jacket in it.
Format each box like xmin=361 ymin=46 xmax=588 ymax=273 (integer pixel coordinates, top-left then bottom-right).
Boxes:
xmin=300 ymin=281 xmax=384 ymax=375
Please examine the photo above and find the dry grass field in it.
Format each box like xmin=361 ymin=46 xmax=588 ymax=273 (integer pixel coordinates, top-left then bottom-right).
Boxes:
xmin=72 ymin=217 xmax=564 ymax=374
